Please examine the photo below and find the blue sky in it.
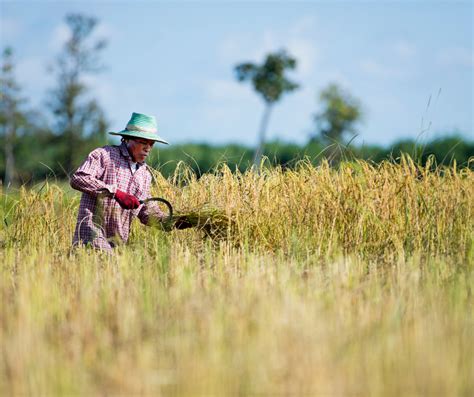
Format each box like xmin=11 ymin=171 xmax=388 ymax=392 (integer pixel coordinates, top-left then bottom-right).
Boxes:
xmin=1 ymin=0 xmax=473 ymax=147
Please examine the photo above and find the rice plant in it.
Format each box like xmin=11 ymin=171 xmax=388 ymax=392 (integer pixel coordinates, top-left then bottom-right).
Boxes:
xmin=0 ymin=157 xmax=472 ymax=396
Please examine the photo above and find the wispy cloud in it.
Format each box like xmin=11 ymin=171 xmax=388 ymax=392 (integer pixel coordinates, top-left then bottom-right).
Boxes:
xmin=199 ymin=77 xmax=260 ymax=142
xmin=1 ymin=17 xmax=23 ymax=41
xmin=206 ymin=16 xmax=324 ymax=144
xmin=359 ymin=58 xmax=412 ymax=79
xmin=217 ymin=16 xmax=320 ymax=79
xmin=289 ymin=15 xmax=317 ymax=37
xmin=318 ymin=70 xmax=353 ymax=91
xmin=93 ymin=22 xmax=116 ymax=43
xmin=204 ymin=79 xmax=254 ymax=102
xmin=394 ymin=40 xmax=416 ymax=58
xmin=287 ymin=37 xmax=319 ymax=77
xmin=436 ymin=47 xmax=473 ymax=68
xmin=359 ymin=59 xmax=406 ymax=79
xmin=82 ymin=74 xmax=116 ymax=104
xmin=48 ymin=22 xmax=70 ymax=52
xmin=16 ymin=55 xmax=53 ymax=97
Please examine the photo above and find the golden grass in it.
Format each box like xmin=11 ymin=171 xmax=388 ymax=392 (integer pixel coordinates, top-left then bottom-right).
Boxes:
xmin=0 ymin=157 xmax=473 ymax=395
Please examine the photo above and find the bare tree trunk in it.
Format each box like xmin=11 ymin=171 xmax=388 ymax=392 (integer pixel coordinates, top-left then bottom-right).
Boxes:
xmin=4 ymin=125 xmax=16 ymax=187
xmin=65 ymin=128 xmax=75 ymax=175
xmin=253 ymin=103 xmax=272 ymax=168
xmin=64 ymin=102 xmax=75 ymax=175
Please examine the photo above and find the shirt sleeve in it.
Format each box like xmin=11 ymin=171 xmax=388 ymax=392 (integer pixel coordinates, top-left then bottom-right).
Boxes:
xmin=70 ymin=148 xmax=117 ymax=197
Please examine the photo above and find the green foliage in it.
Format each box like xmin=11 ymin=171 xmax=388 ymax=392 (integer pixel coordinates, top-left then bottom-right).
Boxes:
xmin=0 ymin=47 xmax=30 ymax=186
xmin=2 ymin=132 xmax=472 ymax=184
xmin=0 ymin=20 xmax=109 ymax=184
xmin=147 ymin=134 xmax=473 ymax=179
xmin=235 ymin=49 xmax=299 ymax=104
xmin=396 ymin=135 xmax=474 ymax=166
xmin=46 ymin=13 xmax=108 ymax=173
xmin=313 ymin=83 xmax=363 ymax=144
xmin=355 ymin=135 xmax=474 ymax=167
xmin=1 ymin=27 xmax=472 ymax=186
xmin=147 ymin=143 xmax=254 ymax=177
xmin=235 ymin=49 xmax=299 ymax=166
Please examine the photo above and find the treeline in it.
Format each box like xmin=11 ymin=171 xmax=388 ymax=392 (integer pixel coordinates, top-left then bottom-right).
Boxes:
xmin=1 ymin=14 xmax=108 ymax=187
xmin=1 ymin=132 xmax=473 ymax=182
xmin=1 ymin=128 xmax=473 ymax=183
xmin=148 ymin=135 xmax=474 ymax=178
xmin=1 ymin=13 xmax=472 ymax=186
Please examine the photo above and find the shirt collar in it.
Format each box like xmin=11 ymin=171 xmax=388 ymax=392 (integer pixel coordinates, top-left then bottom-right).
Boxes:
xmin=119 ymin=141 xmax=145 ymax=166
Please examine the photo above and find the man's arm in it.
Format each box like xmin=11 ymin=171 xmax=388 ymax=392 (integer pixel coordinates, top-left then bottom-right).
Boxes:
xmin=70 ymin=148 xmax=116 ymax=197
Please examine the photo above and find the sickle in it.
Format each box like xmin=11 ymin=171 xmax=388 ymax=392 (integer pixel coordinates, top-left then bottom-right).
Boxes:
xmin=139 ymin=197 xmax=173 ymax=224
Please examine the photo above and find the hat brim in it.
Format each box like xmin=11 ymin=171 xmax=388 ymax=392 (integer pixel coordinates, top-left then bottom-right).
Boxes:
xmin=109 ymin=130 xmax=169 ymax=145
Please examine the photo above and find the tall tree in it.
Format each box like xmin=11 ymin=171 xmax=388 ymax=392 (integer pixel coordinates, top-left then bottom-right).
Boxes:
xmin=47 ymin=13 xmax=108 ymax=174
xmin=312 ymin=83 xmax=363 ymax=164
xmin=313 ymin=83 xmax=362 ymax=145
xmin=235 ymin=50 xmax=299 ymax=167
xmin=0 ymin=47 xmax=28 ymax=187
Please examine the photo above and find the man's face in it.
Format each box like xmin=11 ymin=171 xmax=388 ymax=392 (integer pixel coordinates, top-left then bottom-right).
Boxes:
xmin=126 ymin=138 xmax=155 ymax=163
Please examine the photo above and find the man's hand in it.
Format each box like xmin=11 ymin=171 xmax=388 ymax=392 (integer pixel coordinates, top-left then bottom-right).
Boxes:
xmin=114 ymin=190 xmax=140 ymax=210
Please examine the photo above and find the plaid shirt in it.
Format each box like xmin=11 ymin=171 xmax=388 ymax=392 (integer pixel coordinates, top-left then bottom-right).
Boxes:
xmin=71 ymin=142 xmax=165 ymax=251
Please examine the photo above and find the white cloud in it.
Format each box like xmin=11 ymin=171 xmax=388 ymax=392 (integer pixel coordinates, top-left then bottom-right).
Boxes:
xmin=49 ymin=22 xmax=70 ymax=52
xmin=258 ymin=29 xmax=278 ymax=56
xmin=209 ymin=16 xmax=322 ymax=144
xmin=217 ymin=35 xmax=251 ymax=65
xmin=358 ymin=40 xmax=419 ymax=82
xmin=394 ymin=40 xmax=416 ymax=58
xmin=80 ymin=74 xmax=148 ymax=129
xmin=204 ymin=79 xmax=254 ymax=102
xmin=1 ymin=17 xmax=22 ymax=41
xmin=82 ymin=75 xmax=115 ymax=103
xmin=436 ymin=47 xmax=474 ymax=68
xmin=318 ymin=70 xmax=353 ymax=91
xmin=289 ymin=15 xmax=317 ymax=37
xmin=359 ymin=59 xmax=405 ymax=79
xmin=200 ymin=78 xmax=260 ymax=135
xmin=217 ymin=16 xmax=319 ymax=79
xmin=287 ymin=38 xmax=319 ymax=77
xmin=16 ymin=55 xmax=53 ymax=94
xmin=93 ymin=22 xmax=115 ymax=42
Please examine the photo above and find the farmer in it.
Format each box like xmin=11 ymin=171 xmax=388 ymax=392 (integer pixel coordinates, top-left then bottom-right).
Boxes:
xmin=70 ymin=112 xmax=189 ymax=252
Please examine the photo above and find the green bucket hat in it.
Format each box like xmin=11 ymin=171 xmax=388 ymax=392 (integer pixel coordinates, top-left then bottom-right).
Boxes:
xmin=109 ymin=112 xmax=169 ymax=144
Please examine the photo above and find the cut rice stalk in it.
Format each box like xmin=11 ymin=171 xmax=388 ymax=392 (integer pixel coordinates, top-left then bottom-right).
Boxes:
xmin=169 ymin=208 xmax=233 ymax=238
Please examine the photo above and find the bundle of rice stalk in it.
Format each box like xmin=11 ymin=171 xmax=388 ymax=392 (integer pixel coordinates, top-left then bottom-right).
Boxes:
xmin=169 ymin=207 xmax=234 ymax=238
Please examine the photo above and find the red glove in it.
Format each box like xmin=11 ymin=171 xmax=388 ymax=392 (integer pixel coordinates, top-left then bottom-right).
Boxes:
xmin=114 ymin=190 xmax=140 ymax=210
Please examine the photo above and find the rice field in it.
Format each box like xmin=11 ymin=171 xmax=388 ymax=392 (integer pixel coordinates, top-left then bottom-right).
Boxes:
xmin=1 ymin=157 xmax=473 ymax=396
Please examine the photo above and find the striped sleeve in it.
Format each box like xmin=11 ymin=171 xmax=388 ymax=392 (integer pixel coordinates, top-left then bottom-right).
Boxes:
xmin=70 ymin=148 xmax=116 ymax=197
